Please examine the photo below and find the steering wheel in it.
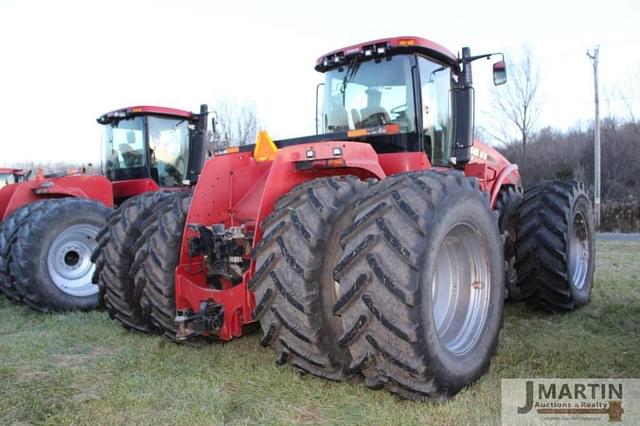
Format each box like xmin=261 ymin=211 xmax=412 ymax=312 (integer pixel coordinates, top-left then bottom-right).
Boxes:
xmin=361 ymin=112 xmax=389 ymax=128
xmin=390 ymin=104 xmax=408 ymax=116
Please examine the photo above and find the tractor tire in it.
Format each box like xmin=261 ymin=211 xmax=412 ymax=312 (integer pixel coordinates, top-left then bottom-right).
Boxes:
xmin=0 ymin=201 xmax=49 ymax=303
xmin=133 ymin=192 xmax=191 ymax=340
xmin=10 ymin=198 xmax=109 ymax=312
xmin=496 ymin=186 xmax=523 ymax=301
xmin=333 ymin=170 xmax=504 ymax=400
xmin=513 ymin=180 xmax=595 ymax=312
xmin=91 ymin=192 xmax=172 ymax=331
xmin=250 ymin=176 xmax=370 ymax=381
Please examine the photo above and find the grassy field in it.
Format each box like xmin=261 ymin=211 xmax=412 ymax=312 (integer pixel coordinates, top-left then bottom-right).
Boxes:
xmin=1 ymin=241 xmax=639 ymax=425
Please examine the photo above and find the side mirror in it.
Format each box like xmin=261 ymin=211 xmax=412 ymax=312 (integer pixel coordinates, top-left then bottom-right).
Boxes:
xmin=493 ymin=60 xmax=507 ymax=85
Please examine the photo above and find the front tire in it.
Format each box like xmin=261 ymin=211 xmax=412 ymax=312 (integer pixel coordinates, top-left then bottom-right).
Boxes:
xmin=333 ymin=171 xmax=504 ymax=400
xmin=10 ymin=198 xmax=109 ymax=312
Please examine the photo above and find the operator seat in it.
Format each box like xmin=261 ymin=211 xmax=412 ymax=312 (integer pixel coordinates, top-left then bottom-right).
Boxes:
xmin=120 ymin=130 xmax=142 ymax=167
xmin=360 ymin=88 xmax=390 ymax=126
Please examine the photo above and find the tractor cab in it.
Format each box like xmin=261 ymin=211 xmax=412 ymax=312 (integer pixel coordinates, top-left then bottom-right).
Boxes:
xmin=315 ymin=36 xmax=506 ymax=167
xmin=97 ymin=105 xmax=209 ymax=188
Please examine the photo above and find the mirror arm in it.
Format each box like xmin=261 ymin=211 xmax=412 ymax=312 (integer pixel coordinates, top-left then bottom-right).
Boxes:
xmin=463 ymin=52 xmax=504 ymax=64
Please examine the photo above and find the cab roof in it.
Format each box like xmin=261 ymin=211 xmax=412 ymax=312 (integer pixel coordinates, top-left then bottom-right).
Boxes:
xmin=315 ymin=36 xmax=459 ymax=72
xmin=97 ymin=105 xmax=193 ymax=125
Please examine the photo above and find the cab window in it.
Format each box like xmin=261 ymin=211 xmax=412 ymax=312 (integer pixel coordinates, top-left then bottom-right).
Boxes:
xmin=148 ymin=116 xmax=190 ymax=186
xmin=418 ymin=57 xmax=452 ymax=166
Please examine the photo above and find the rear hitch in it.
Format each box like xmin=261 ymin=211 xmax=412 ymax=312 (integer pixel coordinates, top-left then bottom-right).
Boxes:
xmin=175 ymin=301 xmax=224 ymax=340
xmin=187 ymin=224 xmax=252 ymax=284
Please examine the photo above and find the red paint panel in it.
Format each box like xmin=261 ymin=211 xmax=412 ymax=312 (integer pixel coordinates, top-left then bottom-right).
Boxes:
xmin=378 ymin=152 xmax=430 ymax=176
xmin=112 ymin=179 xmax=160 ymax=199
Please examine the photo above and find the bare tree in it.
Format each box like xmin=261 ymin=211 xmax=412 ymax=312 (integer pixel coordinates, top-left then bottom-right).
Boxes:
xmin=617 ymin=67 xmax=640 ymax=137
xmin=485 ymin=46 xmax=541 ymax=156
xmin=211 ymin=99 xmax=259 ymax=151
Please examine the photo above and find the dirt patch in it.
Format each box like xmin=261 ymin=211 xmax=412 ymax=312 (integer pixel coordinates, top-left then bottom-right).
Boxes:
xmin=289 ymin=405 xmax=329 ymax=425
xmin=50 ymin=346 xmax=121 ymax=368
xmin=15 ymin=369 xmax=50 ymax=384
xmin=222 ymin=381 xmax=241 ymax=393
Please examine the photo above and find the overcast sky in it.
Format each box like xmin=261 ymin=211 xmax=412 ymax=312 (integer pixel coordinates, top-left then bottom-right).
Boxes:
xmin=1 ymin=0 xmax=638 ymax=164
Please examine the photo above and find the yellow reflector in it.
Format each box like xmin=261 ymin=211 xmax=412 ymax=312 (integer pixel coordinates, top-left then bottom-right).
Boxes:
xmin=347 ymin=128 xmax=368 ymax=137
xmin=398 ymin=39 xmax=416 ymax=46
xmin=253 ymin=130 xmax=278 ymax=162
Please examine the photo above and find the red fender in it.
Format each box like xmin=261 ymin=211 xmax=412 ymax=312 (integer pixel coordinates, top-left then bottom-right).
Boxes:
xmin=489 ymin=164 xmax=521 ymax=208
xmin=0 ymin=175 xmax=113 ymax=222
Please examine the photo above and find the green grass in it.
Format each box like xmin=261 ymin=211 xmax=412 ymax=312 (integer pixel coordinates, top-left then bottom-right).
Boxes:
xmin=1 ymin=241 xmax=639 ymax=425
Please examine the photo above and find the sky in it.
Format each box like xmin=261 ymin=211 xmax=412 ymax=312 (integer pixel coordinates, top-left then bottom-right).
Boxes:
xmin=0 ymin=0 xmax=639 ymax=164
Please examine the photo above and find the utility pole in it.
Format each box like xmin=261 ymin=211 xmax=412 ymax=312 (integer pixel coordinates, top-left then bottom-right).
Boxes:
xmin=587 ymin=46 xmax=601 ymax=228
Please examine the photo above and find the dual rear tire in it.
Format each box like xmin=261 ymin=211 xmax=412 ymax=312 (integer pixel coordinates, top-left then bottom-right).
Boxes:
xmin=253 ymin=171 xmax=505 ymax=400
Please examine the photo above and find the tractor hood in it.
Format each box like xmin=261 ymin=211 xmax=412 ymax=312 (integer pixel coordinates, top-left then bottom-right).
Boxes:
xmin=469 ymin=140 xmax=513 ymax=169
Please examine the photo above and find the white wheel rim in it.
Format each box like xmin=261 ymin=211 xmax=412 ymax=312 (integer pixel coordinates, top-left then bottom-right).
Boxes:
xmin=46 ymin=223 xmax=100 ymax=297
xmin=569 ymin=211 xmax=590 ymax=290
xmin=431 ymin=223 xmax=491 ymax=356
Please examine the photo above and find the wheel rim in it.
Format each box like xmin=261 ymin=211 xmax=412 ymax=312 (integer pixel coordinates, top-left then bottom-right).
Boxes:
xmin=431 ymin=223 xmax=491 ymax=356
xmin=569 ymin=211 xmax=590 ymax=290
xmin=46 ymin=223 xmax=100 ymax=297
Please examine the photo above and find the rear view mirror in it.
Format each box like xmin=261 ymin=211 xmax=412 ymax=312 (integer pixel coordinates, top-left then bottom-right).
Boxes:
xmin=493 ymin=61 xmax=507 ymax=85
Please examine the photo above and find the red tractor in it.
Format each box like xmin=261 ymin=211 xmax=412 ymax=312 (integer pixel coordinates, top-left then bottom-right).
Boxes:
xmin=0 ymin=105 xmax=211 ymax=312
xmin=95 ymin=36 xmax=595 ymax=400
xmin=0 ymin=168 xmax=30 ymax=189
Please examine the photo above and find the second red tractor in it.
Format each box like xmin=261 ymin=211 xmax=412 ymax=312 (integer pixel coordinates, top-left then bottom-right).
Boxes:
xmin=94 ymin=36 xmax=595 ymax=400
xmin=0 ymin=105 xmax=211 ymax=312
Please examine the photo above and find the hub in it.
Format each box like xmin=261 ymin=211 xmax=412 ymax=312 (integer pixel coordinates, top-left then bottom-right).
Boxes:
xmin=64 ymin=250 xmax=80 ymax=267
